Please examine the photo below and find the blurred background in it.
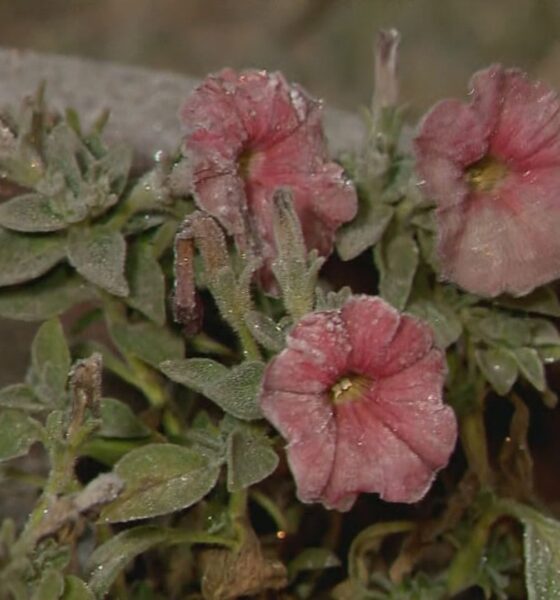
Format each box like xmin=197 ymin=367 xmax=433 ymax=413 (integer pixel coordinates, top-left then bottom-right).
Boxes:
xmin=1 ymin=0 xmax=560 ymax=117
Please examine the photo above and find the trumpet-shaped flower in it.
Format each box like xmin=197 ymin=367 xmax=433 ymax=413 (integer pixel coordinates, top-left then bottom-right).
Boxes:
xmin=259 ymin=295 xmax=457 ymax=511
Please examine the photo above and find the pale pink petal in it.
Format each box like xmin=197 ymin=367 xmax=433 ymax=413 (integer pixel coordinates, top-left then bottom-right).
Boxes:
xmin=415 ymin=154 xmax=470 ymax=210
xmin=260 ymin=389 xmax=336 ymax=502
xmin=341 ymin=295 xmax=400 ymax=376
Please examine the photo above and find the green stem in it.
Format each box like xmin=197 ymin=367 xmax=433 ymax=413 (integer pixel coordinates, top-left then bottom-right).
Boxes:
xmin=249 ymin=490 xmax=289 ymax=534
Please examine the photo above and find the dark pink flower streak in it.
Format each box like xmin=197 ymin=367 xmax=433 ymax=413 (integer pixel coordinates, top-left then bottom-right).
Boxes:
xmin=259 ymin=296 xmax=457 ymax=511
xmin=181 ymin=69 xmax=357 ymax=289
xmin=415 ymin=65 xmax=560 ymax=297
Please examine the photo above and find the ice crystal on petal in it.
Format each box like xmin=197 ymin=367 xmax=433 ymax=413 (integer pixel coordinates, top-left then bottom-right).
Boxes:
xmin=259 ymin=295 xmax=457 ymax=511
xmin=415 ymin=65 xmax=560 ymax=297
xmin=181 ymin=69 xmax=358 ymax=292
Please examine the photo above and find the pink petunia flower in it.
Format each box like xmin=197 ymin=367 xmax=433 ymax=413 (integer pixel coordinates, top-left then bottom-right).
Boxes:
xmin=259 ymin=295 xmax=457 ymax=511
xmin=181 ymin=68 xmax=357 ymax=291
xmin=414 ymin=65 xmax=560 ymax=297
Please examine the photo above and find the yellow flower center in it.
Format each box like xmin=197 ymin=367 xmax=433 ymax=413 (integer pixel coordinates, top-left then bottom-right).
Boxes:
xmin=238 ymin=149 xmax=256 ymax=180
xmin=466 ymin=155 xmax=508 ymax=193
xmin=331 ymin=374 xmax=371 ymax=405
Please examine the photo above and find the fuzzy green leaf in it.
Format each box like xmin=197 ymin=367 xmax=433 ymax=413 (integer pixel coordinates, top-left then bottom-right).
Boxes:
xmin=28 ymin=318 xmax=71 ymax=405
xmin=496 ymin=286 xmax=560 ymax=317
xmin=336 ymin=199 xmax=393 ymax=260
xmin=0 ymin=228 xmax=66 ymax=286
xmin=88 ymin=526 xmax=169 ymax=598
xmin=287 ymin=548 xmax=341 ymax=581
xmin=407 ymin=298 xmax=462 ymax=348
xmin=375 ymin=228 xmax=419 ymax=310
xmin=126 ymin=239 xmax=166 ymax=325
xmin=100 ymin=444 xmax=220 ymax=522
xmin=0 ymin=383 xmax=44 ymax=412
xmin=32 ymin=569 xmax=64 ymax=600
xmin=512 ymin=347 xmax=546 ymax=392
xmin=226 ymin=424 xmax=278 ymax=491
xmin=61 ymin=576 xmax=95 ymax=600
xmin=0 ymin=409 xmax=41 ymax=461
xmin=0 ymin=193 xmax=68 ymax=232
xmin=0 ymin=268 xmax=91 ymax=321
xmin=99 ymin=398 xmax=150 ymax=439
xmin=475 ymin=347 xmax=518 ymax=396
xmin=46 ymin=123 xmax=83 ymax=193
xmin=245 ymin=311 xmax=285 ymax=352
xmin=97 ymin=143 xmax=132 ymax=195
xmin=161 ymin=359 xmax=263 ymax=421
xmin=67 ymin=227 xmax=128 ymax=297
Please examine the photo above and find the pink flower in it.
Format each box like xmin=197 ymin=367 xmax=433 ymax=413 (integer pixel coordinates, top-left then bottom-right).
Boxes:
xmin=181 ymin=69 xmax=357 ymax=290
xmin=259 ymin=295 xmax=457 ymax=511
xmin=414 ymin=65 xmax=560 ymax=297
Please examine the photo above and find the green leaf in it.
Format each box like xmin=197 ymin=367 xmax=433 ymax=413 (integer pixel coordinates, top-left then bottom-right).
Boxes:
xmin=375 ymin=228 xmax=419 ymax=310
xmin=315 ymin=286 xmax=353 ymax=311
xmin=407 ymin=298 xmax=462 ymax=348
xmin=0 ymin=268 xmax=91 ymax=321
xmin=336 ymin=199 xmax=393 ymax=260
xmin=508 ymin=503 xmax=560 ymax=600
xmin=0 ymin=193 xmax=68 ymax=232
xmin=530 ymin=319 xmax=560 ymax=346
xmin=108 ymin=317 xmax=183 ymax=369
xmin=496 ymin=286 xmax=560 ymax=317
xmin=287 ymin=548 xmax=341 ymax=581
xmin=161 ymin=359 xmax=263 ymax=421
xmin=100 ymin=444 xmax=221 ymax=522
xmin=126 ymin=239 xmax=166 ymax=325
xmin=99 ymin=398 xmax=150 ymax=439
xmin=245 ymin=310 xmax=285 ymax=352
xmin=45 ymin=123 xmax=83 ymax=193
xmin=97 ymin=143 xmax=132 ymax=195
xmin=0 ymin=409 xmax=41 ymax=461
xmin=512 ymin=347 xmax=546 ymax=392
xmin=475 ymin=347 xmax=518 ymax=396
xmin=0 ymin=228 xmax=66 ymax=286
xmin=61 ymin=576 xmax=95 ymax=600
xmin=538 ymin=346 xmax=560 ymax=365
xmin=67 ymin=227 xmax=128 ymax=296
xmin=0 ymin=383 xmax=44 ymax=412
xmin=89 ymin=526 xmax=168 ymax=598
xmin=226 ymin=424 xmax=278 ymax=491
xmin=32 ymin=569 xmax=64 ymax=600
xmin=468 ymin=310 xmax=533 ymax=348
xmin=29 ymin=318 xmax=71 ymax=405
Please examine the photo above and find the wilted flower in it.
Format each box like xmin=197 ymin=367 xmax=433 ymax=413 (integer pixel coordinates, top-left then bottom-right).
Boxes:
xmin=181 ymin=68 xmax=357 ymax=290
xmin=259 ymin=295 xmax=457 ymax=511
xmin=414 ymin=65 xmax=560 ymax=297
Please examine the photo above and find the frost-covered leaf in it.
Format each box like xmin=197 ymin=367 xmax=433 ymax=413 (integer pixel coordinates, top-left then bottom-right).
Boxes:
xmin=508 ymin=503 xmax=560 ymax=600
xmin=100 ymin=444 xmax=221 ymax=522
xmin=89 ymin=526 xmax=169 ymax=598
xmin=0 ymin=384 xmax=44 ymax=412
xmin=375 ymin=228 xmax=419 ymax=310
xmin=407 ymin=298 xmax=462 ymax=348
xmin=126 ymin=239 xmax=166 ymax=325
xmin=512 ymin=347 xmax=546 ymax=392
xmin=0 ymin=193 xmax=67 ymax=232
xmin=29 ymin=318 xmax=71 ymax=405
xmin=61 ymin=576 xmax=95 ymax=600
xmin=496 ymin=286 xmax=560 ymax=317
xmin=336 ymin=199 xmax=393 ymax=260
xmin=226 ymin=424 xmax=278 ymax=491
xmin=0 ymin=268 xmax=91 ymax=321
xmin=99 ymin=398 xmax=150 ymax=439
xmin=45 ymin=123 xmax=83 ymax=193
xmin=315 ymin=286 xmax=353 ymax=311
xmin=0 ymin=409 xmax=41 ymax=461
xmin=0 ymin=228 xmax=66 ymax=286
xmin=475 ymin=347 xmax=518 ymax=396
xmin=245 ymin=311 xmax=285 ymax=352
xmin=97 ymin=143 xmax=132 ymax=195
xmin=108 ymin=317 xmax=183 ymax=369
xmin=161 ymin=359 xmax=263 ymax=421
xmin=67 ymin=227 xmax=128 ymax=296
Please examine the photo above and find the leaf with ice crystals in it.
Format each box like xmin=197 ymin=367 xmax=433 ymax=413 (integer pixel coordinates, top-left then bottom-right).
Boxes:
xmin=245 ymin=311 xmax=285 ymax=352
xmin=375 ymin=227 xmax=419 ymax=310
xmin=475 ymin=347 xmax=518 ymax=396
xmin=45 ymin=123 xmax=83 ymax=194
xmin=160 ymin=359 xmax=264 ymax=420
xmin=88 ymin=526 xmax=169 ymax=597
xmin=100 ymin=444 xmax=221 ymax=522
xmin=407 ymin=298 xmax=462 ymax=349
xmin=495 ymin=285 xmax=560 ymax=317
xmin=61 ymin=576 xmax=94 ymax=600
xmin=98 ymin=398 xmax=150 ymax=439
xmin=0 ymin=409 xmax=41 ymax=461
xmin=0 ymin=193 xmax=68 ymax=232
xmin=0 ymin=228 xmax=66 ymax=286
xmin=512 ymin=347 xmax=546 ymax=392
xmin=96 ymin=143 xmax=132 ymax=196
xmin=67 ymin=227 xmax=128 ymax=297
xmin=508 ymin=503 xmax=560 ymax=600
xmin=0 ymin=384 xmax=44 ymax=412
xmin=0 ymin=267 xmax=91 ymax=321
xmin=226 ymin=423 xmax=278 ymax=491
xmin=336 ymin=197 xmax=393 ymax=260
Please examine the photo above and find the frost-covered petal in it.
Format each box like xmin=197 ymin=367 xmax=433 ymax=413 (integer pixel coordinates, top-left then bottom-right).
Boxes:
xmin=260 ymin=389 xmax=336 ymax=502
